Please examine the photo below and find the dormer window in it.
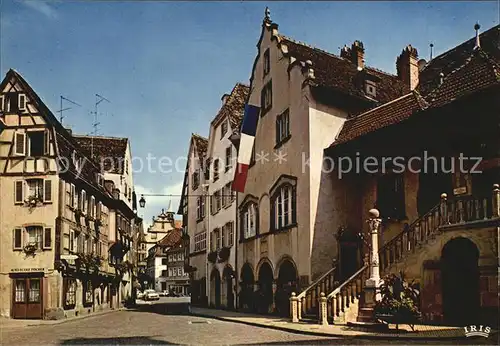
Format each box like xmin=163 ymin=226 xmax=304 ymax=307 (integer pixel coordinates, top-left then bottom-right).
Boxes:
xmin=365 ymin=80 xmax=377 ymax=97
xmin=263 ymin=48 xmax=270 ymax=76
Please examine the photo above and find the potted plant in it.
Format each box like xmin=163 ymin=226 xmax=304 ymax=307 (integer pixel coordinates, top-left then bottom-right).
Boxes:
xmin=218 ymin=246 xmax=230 ymax=263
xmin=207 ymin=251 xmax=218 ymax=264
xmin=23 ymin=243 xmax=38 ymax=255
xmin=374 ymin=271 xmax=421 ymax=331
xmin=25 ymin=195 xmax=42 ymax=207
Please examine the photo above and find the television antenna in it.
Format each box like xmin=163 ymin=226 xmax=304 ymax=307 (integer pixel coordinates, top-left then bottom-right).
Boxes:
xmin=56 ymin=96 xmax=81 ymax=125
xmin=90 ymin=93 xmax=111 ymax=159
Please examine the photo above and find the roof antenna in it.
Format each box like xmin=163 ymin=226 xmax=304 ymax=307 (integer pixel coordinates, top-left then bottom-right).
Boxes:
xmin=91 ymin=93 xmax=110 ymax=159
xmin=474 ymin=22 xmax=481 ymax=49
xmin=429 ymin=43 xmax=434 ymax=60
xmin=56 ymin=96 xmax=81 ymax=125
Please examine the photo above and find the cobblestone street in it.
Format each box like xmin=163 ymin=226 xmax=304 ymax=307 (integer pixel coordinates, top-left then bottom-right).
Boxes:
xmin=1 ymin=306 xmax=497 ymax=345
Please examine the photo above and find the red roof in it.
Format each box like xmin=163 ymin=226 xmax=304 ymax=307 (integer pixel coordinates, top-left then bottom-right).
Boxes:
xmin=157 ymin=228 xmax=182 ymax=248
xmin=211 ymin=83 xmax=249 ymax=130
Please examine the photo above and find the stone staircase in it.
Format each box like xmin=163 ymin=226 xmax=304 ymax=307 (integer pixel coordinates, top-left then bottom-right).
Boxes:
xmin=291 ymin=188 xmax=500 ymax=325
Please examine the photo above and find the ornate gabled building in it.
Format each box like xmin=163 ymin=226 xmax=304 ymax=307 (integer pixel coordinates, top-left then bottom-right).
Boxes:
xmin=292 ymin=24 xmax=499 ymax=326
xmin=143 ymin=207 xmax=177 ymax=290
xmin=236 ymin=9 xmax=409 ymax=316
xmin=0 ymin=69 xmax=136 ymax=319
xmin=178 ymin=133 xmax=208 ymax=306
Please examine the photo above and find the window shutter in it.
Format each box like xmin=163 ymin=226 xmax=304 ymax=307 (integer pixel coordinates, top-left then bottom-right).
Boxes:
xmin=14 ymin=180 xmax=24 ymax=204
xmin=14 ymin=132 xmax=26 ymax=155
xmin=276 ymin=115 xmax=280 ymax=144
xmin=43 ymin=228 xmax=52 ymax=249
xmin=71 ymin=184 xmax=76 ymax=207
xmin=291 ymin=185 xmax=297 ymax=224
xmin=13 ymin=228 xmax=22 ymax=250
xmin=43 ymin=180 xmax=52 ymax=202
xmin=81 ymin=190 xmax=86 ymax=213
xmin=44 ymin=130 xmax=50 ymax=155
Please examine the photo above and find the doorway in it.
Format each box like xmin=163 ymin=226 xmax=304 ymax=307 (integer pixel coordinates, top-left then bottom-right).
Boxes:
xmin=441 ymin=237 xmax=480 ymax=325
xmin=275 ymin=259 xmax=298 ymax=317
xmin=210 ymin=269 xmax=221 ymax=308
xmin=11 ymin=276 xmax=43 ymax=319
xmin=239 ymin=263 xmax=255 ymax=311
xmin=257 ymin=262 xmax=274 ymax=314
xmin=337 ymin=227 xmax=362 ymax=281
xmin=223 ymin=266 xmax=235 ymax=310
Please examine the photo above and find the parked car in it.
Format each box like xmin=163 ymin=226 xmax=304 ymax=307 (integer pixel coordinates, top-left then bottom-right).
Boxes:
xmin=143 ymin=289 xmax=160 ymax=301
xmin=137 ymin=291 xmax=144 ymax=299
xmin=159 ymin=290 xmax=168 ymax=297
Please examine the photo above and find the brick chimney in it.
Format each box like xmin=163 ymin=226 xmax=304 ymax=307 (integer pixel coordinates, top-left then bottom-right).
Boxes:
xmin=396 ymin=45 xmax=419 ymax=90
xmin=340 ymin=45 xmax=351 ymax=60
xmin=351 ymin=40 xmax=365 ymax=70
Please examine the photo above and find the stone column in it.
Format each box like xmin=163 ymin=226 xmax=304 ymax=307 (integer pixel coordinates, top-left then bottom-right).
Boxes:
xmin=366 ymin=208 xmax=381 ymax=288
xmin=271 ymin=281 xmax=277 ymax=313
xmin=318 ymin=292 xmax=328 ymax=325
xmin=493 ymin=184 xmax=500 ymax=218
xmin=290 ymin=292 xmax=299 ymax=323
xmin=357 ymin=209 xmax=382 ymax=323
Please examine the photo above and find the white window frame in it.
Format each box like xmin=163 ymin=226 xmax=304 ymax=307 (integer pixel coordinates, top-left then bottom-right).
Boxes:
xmin=0 ymin=95 xmax=5 ymax=112
xmin=276 ymin=109 xmax=290 ymax=144
xmin=80 ymin=190 xmax=87 ymax=213
xmin=13 ymin=228 xmax=23 ymax=250
xmin=225 ymin=146 xmax=232 ymax=172
xmin=70 ymin=184 xmax=76 ymax=208
xmin=275 ymin=186 xmax=294 ymax=229
xmin=227 ymin=222 xmax=234 ymax=247
xmin=90 ymin=196 xmax=95 ymax=218
xmin=243 ymin=203 xmax=257 ymax=239
xmin=18 ymin=94 xmax=27 ymax=112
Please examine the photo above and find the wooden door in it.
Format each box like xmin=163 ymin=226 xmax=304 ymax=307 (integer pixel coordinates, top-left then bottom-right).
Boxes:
xmin=12 ymin=277 xmax=43 ymax=319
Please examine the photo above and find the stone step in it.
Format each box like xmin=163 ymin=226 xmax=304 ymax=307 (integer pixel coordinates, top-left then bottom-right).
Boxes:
xmin=347 ymin=321 xmax=389 ymax=331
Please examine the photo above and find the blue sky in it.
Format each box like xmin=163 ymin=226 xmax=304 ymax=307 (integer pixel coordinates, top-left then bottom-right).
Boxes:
xmin=1 ymin=1 xmax=498 ymax=227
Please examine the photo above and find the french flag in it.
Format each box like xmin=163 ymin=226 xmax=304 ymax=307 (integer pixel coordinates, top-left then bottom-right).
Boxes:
xmin=232 ymin=104 xmax=260 ymax=193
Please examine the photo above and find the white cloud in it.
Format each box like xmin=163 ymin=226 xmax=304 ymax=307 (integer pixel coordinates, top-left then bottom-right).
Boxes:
xmin=21 ymin=1 xmax=58 ymax=19
xmin=135 ymin=181 xmax=184 ymax=230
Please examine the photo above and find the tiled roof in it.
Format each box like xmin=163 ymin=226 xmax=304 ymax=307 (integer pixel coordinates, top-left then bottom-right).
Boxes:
xmin=417 ymin=24 xmax=499 ymax=96
xmin=73 ymin=135 xmax=128 ymax=174
xmin=333 ymin=91 xmax=429 ymax=146
xmin=3 ymin=70 xmax=108 ymax=195
xmin=279 ymin=36 xmax=409 ymax=104
xmin=211 ymin=83 xmax=250 ymax=131
xmin=192 ymin=133 xmax=208 ymax=157
xmin=157 ymin=228 xmax=182 ymax=248
xmin=329 ymin=25 xmax=500 ymax=149
xmin=426 ymin=48 xmax=500 ymax=107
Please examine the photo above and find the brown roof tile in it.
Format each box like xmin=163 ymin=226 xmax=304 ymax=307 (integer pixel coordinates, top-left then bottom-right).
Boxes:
xmin=73 ymin=135 xmax=128 ymax=174
xmin=417 ymin=24 xmax=499 ymax=96
xmin=332 ymin=91 xmax=428 ymax=146
xmin=426 ymin=48 xmax=500 ymax=107
xmin=279 ymin=36 xmax=409 ymax=104
xmin=211 ymin=83 xmax=250 ymax=131
xmin=157 ymin=228 xmax=182 ymax=248
xmin=192 ymin=133 xmax=208 ymax=157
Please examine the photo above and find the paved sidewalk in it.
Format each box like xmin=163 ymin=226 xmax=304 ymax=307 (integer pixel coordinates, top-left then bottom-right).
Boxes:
xmin=191 ymin=307 xmax=496 ymax=340
xmin=0 ymin=308 xmax=123 ymax=329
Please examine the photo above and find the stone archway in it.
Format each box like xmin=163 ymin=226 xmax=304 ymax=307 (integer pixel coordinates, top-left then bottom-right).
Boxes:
xmin=257 ymin=261 xmax=274 ymax=314
xmin=210 ymin=269 xmax=221 ymax=308
xmin=275 ymin=258 xmax=298 ymax=317
xmin=441 ymin=237 xmax=480 ymax=325
xmin=222 ymin=266 xmax=235 ymax=310
xmin=239 ymin=263 xmax=255 ymax=311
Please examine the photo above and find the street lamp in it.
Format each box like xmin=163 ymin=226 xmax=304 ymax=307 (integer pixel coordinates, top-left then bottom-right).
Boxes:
xmin=139 ymin=195 xmax=146 ymax=208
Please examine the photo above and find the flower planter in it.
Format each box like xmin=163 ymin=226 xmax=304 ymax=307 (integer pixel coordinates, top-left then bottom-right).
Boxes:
xmin=218 ymin=247 xmax=230 ymax=263
xmin=207 ymin=251 xmax=218 ymax=264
